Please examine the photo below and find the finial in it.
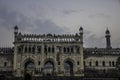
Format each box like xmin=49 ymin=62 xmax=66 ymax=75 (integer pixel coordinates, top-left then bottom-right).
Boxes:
xmin=14 ymin=25 xmax=18 ymax=30
xmin=79 ymin=26 xmax=83 ymax=34
xmin=14 ymin=25 xmax=18 ymax=34
xmin=106 ymin=27 xmax=110 ymax=34
xmin=79 ymin=26 xmax=83 ymax=31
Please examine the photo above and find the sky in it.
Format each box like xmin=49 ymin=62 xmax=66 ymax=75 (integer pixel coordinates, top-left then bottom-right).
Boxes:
xmin=0 ymin=0 xmax=120 ymax=48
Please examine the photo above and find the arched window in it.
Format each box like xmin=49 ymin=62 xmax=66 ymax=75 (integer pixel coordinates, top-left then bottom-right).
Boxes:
xmin=71 ymin=47 xmax=73 ymax=53
xmin=77 ymin=47 xmax=79 ymax=53
xmin=96 ymin=61 xmax=98 ymax=66
xmin=38 ymin=61 xmax=40 ymax=65
xmin=37 ymin=46 xmax=41 ymax=53
xmin=32 ymin=47 xmax=35 ymax=53
xmin=18 ymin=47 xmax=21 ymax=53
xmin=29 ymin=46 xmax=31 ymax=53
xmin=4 ymin=62 xmax=7 ymax=67
xmin=112 ymin=61 xmax=115 ymax=66
xmin=109 ymin=61 xmax=111 ymax=66
xmin=67 ymin=47 xmax=70 ymax=53
xmin=102 ymin=61 xmax=105 ymax=67
xmin=48 ymin=47 xmax=51 ymax=52
xmin=64 ymin=47 xmax=66 ymax=53
xmin=77 ymin=61 xmax=79 ymax=65
xmin=52 ymin=47 xmax=54 ymax=53
xmin=25 ymin=46 xmax=27 ymax=53
xmin=89 ymin=62 xmax=92 ymax=66
xmin=44 ymin=46 xmax=47 ymax=53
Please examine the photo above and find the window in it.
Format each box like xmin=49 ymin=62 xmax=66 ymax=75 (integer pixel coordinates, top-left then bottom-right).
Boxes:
xmin=25 ymin=47 xmax=27 ymax=53
xmin=67 ymin=47 xmax=70 ymax=53
xmin=32 ymin=47 xmax=35 ymax=53
xmin=4 ymin=62 xmax=7 ymax=67
xmin=77 ymin=48 xmax=79 ymax=53
xmin=48 ymin=47 xmax=51 ymax=52
xmin=109 ymin=61 xmax=111 ymax=66
xmin=18 ymin=47 xmax=21 ymax=53
xmin=96 ymin=61 xmax=98 ymax=66
xmin=58 ymin=61 xmax=60 ymax=65
xmin=44 ymin=45 xmax=47 ymax=53
xmin=102 ymin=61 xmax=105 ymax=67
xmin=112 ymin=61 xmax=115 ymax=66
xmin=89 ymin=62 xmax=92 ymax=66
xmin=38 ymin=61 xmax=40 ymax=65
xmin=52 ymin=47 xmax=54 ymax=53
xmin=64 ymin=47 xmax=66 ymax=53
xmin=77 ymin=61 xmax=79 ymax=65
xmin=71 ymin=47 xmax=73 ymax=53
xmin=29 ymin=47 xmax=31 ymax=53
xmin=37 ymin=46 xmax=41 ymax=53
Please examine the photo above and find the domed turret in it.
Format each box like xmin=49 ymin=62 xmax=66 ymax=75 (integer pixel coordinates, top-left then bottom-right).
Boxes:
xmin=106 ymin=28 xmax=110 ymax=34
xmin=79 ymin=26 xmax=83 ymax=43
xmin=79 ymin=26 xmax=83 ymax=34
xmin=14 ymin=25 xmax=18 ymax=34
xmin=105 ymin=28 xmax=112 ymax=49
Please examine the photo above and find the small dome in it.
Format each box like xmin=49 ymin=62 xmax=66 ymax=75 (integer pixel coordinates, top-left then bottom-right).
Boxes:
xmin=79 ymin=26 xmax=83 ymax=31
xmin=14 ymin=25 xmax=18 ymax=30
xmin=106 ymin=28 xmax=110 ymax=34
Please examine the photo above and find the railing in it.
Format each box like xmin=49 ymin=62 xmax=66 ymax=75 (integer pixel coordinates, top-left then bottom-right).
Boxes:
xmin=16 ymin=33 xmax=82 ymax=43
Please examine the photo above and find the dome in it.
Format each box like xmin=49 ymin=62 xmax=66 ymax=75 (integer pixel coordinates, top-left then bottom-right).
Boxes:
xmin=79 ymin=26 xmax=83 ymax=31
xmin=14 ymin=25 xmax=18 ymax=30
xmin=106 ymin=28 xmax=110 ymax=34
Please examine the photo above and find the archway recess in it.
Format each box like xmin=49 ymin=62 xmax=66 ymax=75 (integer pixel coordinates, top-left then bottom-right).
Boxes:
xmin=64 ymin=60 xmax=74 ymax=76
xmin=24 ymin=60 xmax=35 ymax=79
xmin=43 ymin=60 xmax=54 ymax=76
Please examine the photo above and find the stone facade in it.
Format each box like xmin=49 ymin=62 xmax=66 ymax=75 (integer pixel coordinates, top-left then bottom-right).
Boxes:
xmin=13 ymin=26 xmax=84 ymax=77
xmin=0 ymin=26 xmax=120 ymax=78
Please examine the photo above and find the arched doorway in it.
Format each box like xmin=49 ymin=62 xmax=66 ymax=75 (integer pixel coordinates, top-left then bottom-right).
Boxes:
xmin=64 ymin=61 xmax=73 ymax=76
xmin=24 ymin=61 xmax=35 ymax=80
xmin=44 ymin=61 xmax=54 ymax=76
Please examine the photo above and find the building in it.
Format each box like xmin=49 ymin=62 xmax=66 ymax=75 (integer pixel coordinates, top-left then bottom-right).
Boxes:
xmin=0 ymin=26 xmax=120 ymax=79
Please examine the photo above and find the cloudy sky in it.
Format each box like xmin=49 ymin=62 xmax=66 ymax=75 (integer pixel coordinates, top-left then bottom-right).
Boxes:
xmin=0 ymin=0 xmax=120 ymax=48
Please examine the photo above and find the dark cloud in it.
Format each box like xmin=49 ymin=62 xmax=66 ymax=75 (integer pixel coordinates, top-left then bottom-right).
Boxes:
xmin=88 ymin=13 xmax=111 ymax=19
xmin=0 ymin=5 xmax=32 ymax=30
xmin=0 ymin=4 xmax=65 ymax=46
xmin=83 ymin=30 xmax=105 ymax=48
xmin=0 ymin=4 xmax=65 ymax=33
xmin=62 ymin=9 xmax=83 ymax=15
xmin=33 ymin=19 xmax=65 ymax=34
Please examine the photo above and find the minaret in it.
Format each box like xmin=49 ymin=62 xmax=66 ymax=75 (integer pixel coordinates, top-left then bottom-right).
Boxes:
xmin=79 ymin=26 xmax=84 ymax=75
xmin=105 ymin=28 xmax=112 ymax=49
xmin=79 ymin=26 xmax=83 ymax=43
xmin=14 ymin=25 xmax=18 ymax=42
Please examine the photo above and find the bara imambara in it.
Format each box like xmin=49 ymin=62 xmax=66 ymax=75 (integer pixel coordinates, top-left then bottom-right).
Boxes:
xmin=0 ymin=26 xmax=120 ymax=79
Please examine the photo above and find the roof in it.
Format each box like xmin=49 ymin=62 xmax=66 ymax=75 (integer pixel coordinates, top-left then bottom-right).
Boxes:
xmin=84 ymin=48 xmax=120 ymax=55
xmin=0 ymin=47 xmax=14 ymax=54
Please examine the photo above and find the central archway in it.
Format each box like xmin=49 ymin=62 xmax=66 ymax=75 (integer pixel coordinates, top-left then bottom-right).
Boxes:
xmin=44 ymin=60 xmax=54 ymax=76
xmin=64 ymin=60 xmax=74 ymax=76
xmin=24 ymin=60 xmax=35 ymax=80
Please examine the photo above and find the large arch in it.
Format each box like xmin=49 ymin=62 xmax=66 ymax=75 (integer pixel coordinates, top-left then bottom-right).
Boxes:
xmin=23 ymin=58 xmax=35 ymax=67
xmin=64 ymin=58 xmax=74 ymax=76
xmin=43 ymin=58 xmax=55 ymax=76
xmin=23 ymin=58 xmax=35 ymax=80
